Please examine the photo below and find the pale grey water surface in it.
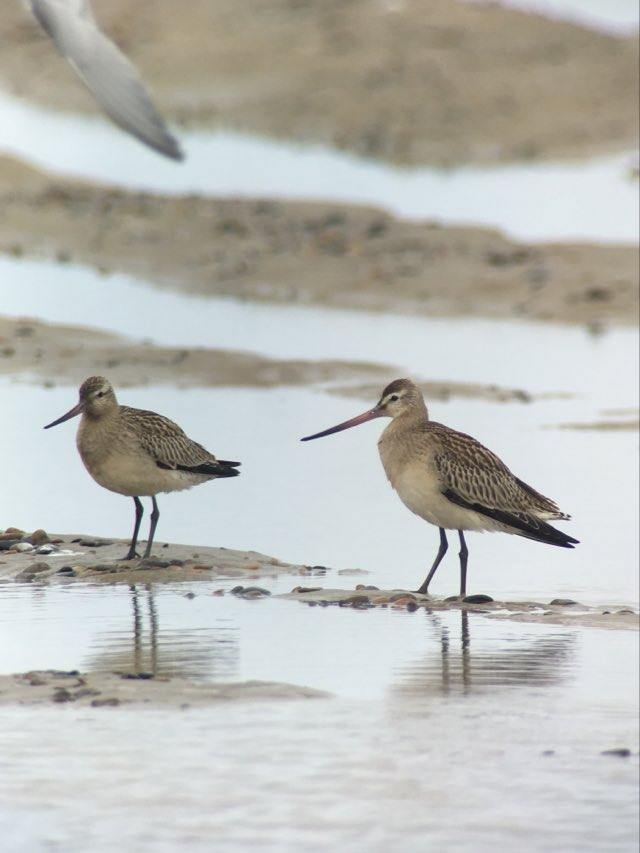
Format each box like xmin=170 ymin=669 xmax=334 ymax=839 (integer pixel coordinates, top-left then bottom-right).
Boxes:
xmin=0 ymin=582 xmax=638 ymax=852
xmin=467 ymin=0 xmax=639 ymax=33
xmin=0 ymin=89 xmax=637 ymax=244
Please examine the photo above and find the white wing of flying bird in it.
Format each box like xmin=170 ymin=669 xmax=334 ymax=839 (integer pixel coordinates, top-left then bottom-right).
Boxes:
xmin=26 ymin=0 xmax=184 ymax=160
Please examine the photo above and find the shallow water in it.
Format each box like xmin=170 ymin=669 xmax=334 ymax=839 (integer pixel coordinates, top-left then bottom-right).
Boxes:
xmin=0 ymin=89 xmax=637 ymax=244
xmin=1 ymin=259 xmax=638 ymax=605
xmin=467 ymin=0 xmax=639 ymax=33
xmin=0 ymin=582 xmax=637 ymax=852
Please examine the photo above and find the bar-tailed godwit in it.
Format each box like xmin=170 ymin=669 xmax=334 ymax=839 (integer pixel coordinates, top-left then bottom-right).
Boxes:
xmin=45 ymin=377 xmax=240 ymax=559
xmin=26 ymin=0 xmax=183 ymax=160
xmin=302 ymin=378 xmax=578 ymax=596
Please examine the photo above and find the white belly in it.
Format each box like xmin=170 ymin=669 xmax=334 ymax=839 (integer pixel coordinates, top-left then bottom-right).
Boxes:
xmin=81 ymin=449 xmax=209 ymax=497
xmin=386 ymin=460 xmax=505 ymax=534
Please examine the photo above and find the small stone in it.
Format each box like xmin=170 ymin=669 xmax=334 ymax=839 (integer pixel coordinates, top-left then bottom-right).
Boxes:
xmin=231 ymin=585 xmax=245 ymax=594
xmin=292 ymin=586 xmax=322 ymax=594
xmin=28 ymin=562 xmax=51 ymax=574
xmin=120 ymin=672 xmax=153 ymax=680
xmin=601 ymin=748 xmax=631 ymax=758
xmin=235 ymin=586 xmax=271 ymax=599
xmin=0 ymin=540 xmax=20 ymax=551
xmin=191 ymin=564 xmax=212 ymax=571
xmin=138 ymin=558 xmax=170 ymax=569
xmin=56 ymin=567 xmax=77 ymax=577
xmin=36 ymin=545 xmax=56 ymax=555
xmin=184 ymin=592 xmax=196 ymax=600
xmin=0 ymin=528 xmax=25 ymax=540
xmin=91 ymin=698 xmax=120 ymax=707
xmin=550 ymin=598 xmax=578 ymax=606
xmin=25 ymin=529 xmax=50 ymax=546
xmin=169 ymin=559 xmax=184 ymax=567
xmin=78 ymin=538 xmax=112 ymax=547
xmin=212 ymin=589 xmax=225 ymax=596
xmin=11 ymin=542 xmax=34 ymax=553
xmin=52 ymin=688 xmax=74 ymax=703
xmin=463 ymin=594 xmax=494 ymax=604
xmin=356 ymin=584 xmax=379 ymax=590
xmin=616 ymin=609 xmax=635 ymax=615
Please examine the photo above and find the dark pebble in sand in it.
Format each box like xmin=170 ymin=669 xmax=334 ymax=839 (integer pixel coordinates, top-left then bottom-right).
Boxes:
xmin=56 ymin=567 xmax=77 ymax=577
xmin=0 ymin=540 xmax=20 ymax=551
xmin=120 ymin=672 xmax=154 ymax=680
xmin=339 ymin=595 xmax=371 ymax=608
xmin=139 ymin=558 xmax=170 ymax=569
xmin=238 ymin=586 xmax=271 ymax=599
xmin=184 ymin=592 xmax=196 ymax=599
xmin=601 ymin=748 xmax=632 ymax=758
xmin=550 ymin=598 xmax=578 ymax=606
xmin=91 ymin=698 xmax=121 ymax=707
xmin=463 ymin=594 xmax=494 ymax=604
xmin=292 ymin=586 xmax=322 ymax=593
xmin=78 ymin=538 xmax=113 ymax=547
xmin=307 ymin=565 xmax=328 ymax=574
xmin=169 ymin=559 xmax=184 ymax=566
xmin=52 ymin=688 xmax=74 ymax=703
xmin=356 ymin=584 xmax=379 ymax=591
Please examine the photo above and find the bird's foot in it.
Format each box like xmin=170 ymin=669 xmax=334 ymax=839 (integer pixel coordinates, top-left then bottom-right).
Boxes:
xmin=122 ymin=550 xmax=140 ymax=561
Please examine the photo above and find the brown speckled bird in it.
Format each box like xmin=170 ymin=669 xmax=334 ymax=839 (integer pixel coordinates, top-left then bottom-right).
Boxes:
xmin=45 ymin=376 xmax=240 ymax=559
xmin=302 ymin=378 xmax=578 ymax=597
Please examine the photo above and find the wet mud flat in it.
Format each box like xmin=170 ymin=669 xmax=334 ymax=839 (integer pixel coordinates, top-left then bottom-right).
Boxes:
xmin=0 ymin=670 xmax=328 ymax=709
xmin=0 ymin=314 xmax=566 ymax=405
xmin=1 ymin=529 xmax=637 ymax=632
xmin=1 ymin=0 xmax=637 ymax=166
xmin=1 ymin=158 xmax=637 ymax=327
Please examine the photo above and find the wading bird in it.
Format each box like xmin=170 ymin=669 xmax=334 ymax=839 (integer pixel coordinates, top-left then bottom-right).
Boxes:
xmin=302 ymin=378 xmax=578 ymax=596
xmin=44 ymin=377 xmax=240 ymax=559
xmin=25 ymin=0 xmax=183 ymax=159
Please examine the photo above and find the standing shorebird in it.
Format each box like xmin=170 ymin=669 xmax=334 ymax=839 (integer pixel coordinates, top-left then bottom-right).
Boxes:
xmin=302 ymin=378 xmax=578 ymax=597
xmin=44 ymin=377 xmax=240 ymax=559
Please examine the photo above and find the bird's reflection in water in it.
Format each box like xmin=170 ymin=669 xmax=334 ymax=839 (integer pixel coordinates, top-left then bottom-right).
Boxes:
xmin=394 ymin=609 xmax=576 ymax=699
xmin=85 ymin=585 xmax=238 ymax=680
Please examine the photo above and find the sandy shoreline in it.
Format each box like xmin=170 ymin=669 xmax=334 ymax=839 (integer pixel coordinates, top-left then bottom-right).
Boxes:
xmin=1 ymin=0 xmax=637 ymax=166
xmin=2 ymin=158 xmax=637 ymax=328
xmin=1 ymin=530 xmax=637 ymax=632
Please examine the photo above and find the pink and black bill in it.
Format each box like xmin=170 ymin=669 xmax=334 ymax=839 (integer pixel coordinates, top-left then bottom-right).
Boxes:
xmin=44 ymin=401 xmax=84 ymax=430
xmin=301 ymin=407 xmax=382 ymax=441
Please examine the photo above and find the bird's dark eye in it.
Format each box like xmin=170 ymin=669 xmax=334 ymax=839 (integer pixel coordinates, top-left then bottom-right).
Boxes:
xmin=96 ymin=391 xmax=105 ymax=398
xmin=389 ymin=394 xmax=399 ymax=402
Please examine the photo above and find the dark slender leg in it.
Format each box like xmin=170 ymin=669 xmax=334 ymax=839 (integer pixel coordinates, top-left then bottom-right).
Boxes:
xmin=416 ymin=528 xmax=448 ymax=594
xmin=458 ymin=530 xmax=469 ymax=597
xmin=124 ymin=497 xmax=144 ymax=560
xmin=144 ymin=496 xmax=160 ymax=559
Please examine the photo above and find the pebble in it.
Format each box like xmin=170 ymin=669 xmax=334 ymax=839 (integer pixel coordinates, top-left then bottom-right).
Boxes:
xmin=338 ymin=595 xmax=371 ymax=608
xmin=356 ymin=584 xmax=380 ymax=591
xmin=91 ymin=698 xmax=121 ymax=707
xmin=0 ymin=528 xmax=25 ymax=540
xmin=0 ymin=540 xmax=20 ymax=551
xmin=184 ymin=592 xmax=196 ymax=600
xmin=169 ymin=559 xmax=185 ymax=567
xmin=52 ymin=688 xmax=74 ymax=703
xmin=389 ymin=593 xmax=417 ymax=603
xmin=601 ymin=748 xmax=631 ymax=758
xmin=550 ymin=598 xmax=578 ymax=606
xmin=232 ymin=586 xmax=271 ymax=599
xmin=462 ymin=594 xmax=494 ymax=604
xmin=138 ymin=558 xmax=170 ymax=569
xmin=11 ymin=542 xmax=34 ymax=553
xmin=56 ymin=567 xmax=77 ymax=577
xmin=191 ymin=564 xmax=212 ymax=571
xmin=212 ymin=589 xmax=225 ymax=596
xmin=36 ymin=545 xmax=57 ymax=555
xmin=121 ymin=672 xmax=154 ymax=680
xmin=76 ymin=538 xmax=113 ymax=547
xmin=25 ymin=529 xmax=50 ymax=546
xmin=291 ymin=586 xmax=322 ymax=594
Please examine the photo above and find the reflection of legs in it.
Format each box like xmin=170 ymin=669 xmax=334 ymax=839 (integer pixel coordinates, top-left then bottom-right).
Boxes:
xmin=417 ymin=528 xmax=448 ymax=594
xmin=458 ymin=530 xmax=468 ymax=597
xmin=124 ymin=497 xmax=144 ymax=560
xmin=144 ymin=497 xmax=160 ymax=559
xmin=147 ymin=585 xmax=158 ymax=676
xmin=131 ymin=585 xmax=142 ymax=672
